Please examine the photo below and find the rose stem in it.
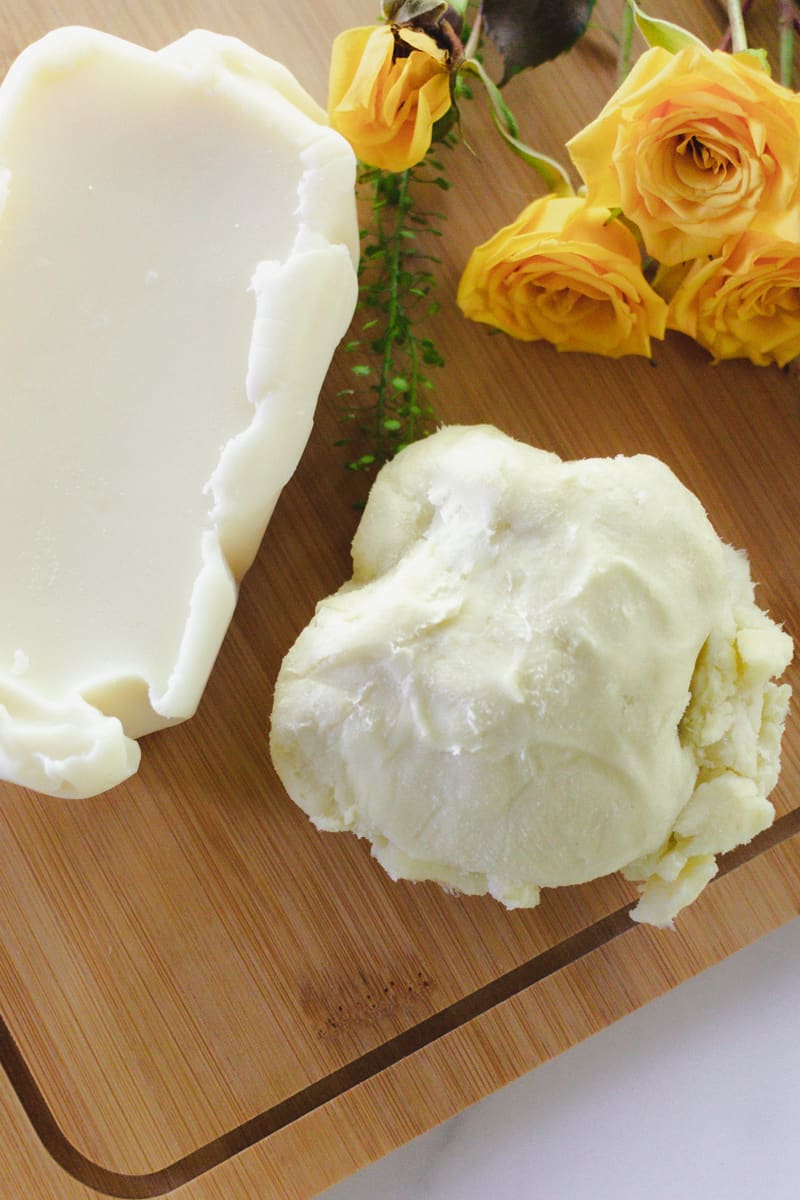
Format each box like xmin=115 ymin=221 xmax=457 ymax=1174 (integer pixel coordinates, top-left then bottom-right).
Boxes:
xmin=778 ymin=0 xmax=796 ymax=86
xmin=719 ymin=0 xmax=755 ymax=50
xmin=463 ymin=9 xmax=482 ymax=61
xmin=617 ymin=1 xmax=635 ymax=85
xmin=726 ymin=0 xmax=748 ymax=51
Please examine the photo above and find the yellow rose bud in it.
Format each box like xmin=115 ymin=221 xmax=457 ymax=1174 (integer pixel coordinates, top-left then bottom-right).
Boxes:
xmin=667 ymin=231 xmax=800 ymax=366
xmin=328 ymin=24 xmax=451 ymax=173
xmin=567 ymin=45 xmax=800 ymax=266
xmin=457 ymin=196 xmax=667 ymax=358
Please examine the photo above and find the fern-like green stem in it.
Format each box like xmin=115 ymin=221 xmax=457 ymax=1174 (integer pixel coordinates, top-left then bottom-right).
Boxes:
xmin=375 ymin=169 xmax=412 ymax=464
xmin=406 ymin=331 xmax=420 ymax=447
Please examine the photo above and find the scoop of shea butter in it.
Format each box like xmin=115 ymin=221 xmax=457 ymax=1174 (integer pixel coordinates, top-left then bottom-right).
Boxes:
xmin=270 ymin=425 xmax=793 ymax=926
xmin=0 ymin=28 xmax=358 ymax=799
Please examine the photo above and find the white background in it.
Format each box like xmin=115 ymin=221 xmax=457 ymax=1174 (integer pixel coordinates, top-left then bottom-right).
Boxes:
xmin=321 ymin=915 xmax=800 ymax=1200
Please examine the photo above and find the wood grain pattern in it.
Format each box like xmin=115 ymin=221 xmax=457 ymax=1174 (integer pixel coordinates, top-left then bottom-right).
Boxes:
xmin=0 ymin=2 xmax=798 ymax=1197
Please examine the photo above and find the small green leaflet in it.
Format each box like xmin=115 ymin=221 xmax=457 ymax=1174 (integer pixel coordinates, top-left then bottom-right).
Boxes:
xmin=627 ymin=1 xmax=706 ymax=53
xmin=480 ymin=0 xmax=597 ymax=86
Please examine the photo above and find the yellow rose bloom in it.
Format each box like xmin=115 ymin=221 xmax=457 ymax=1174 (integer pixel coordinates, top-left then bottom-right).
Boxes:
xmin=667 ymin=231 xmax=800 ymax=366
xmin=457 ymin=196 xmax=667 ymax=358
xmin=328 ymin=24 xmax=451 ymax=172
xmin=567 ymin=45 xmax=800 ymax=265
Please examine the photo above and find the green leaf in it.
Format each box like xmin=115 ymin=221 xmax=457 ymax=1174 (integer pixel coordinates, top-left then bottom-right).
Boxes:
xmin=627 ymin=1 xmax=706 ymax=53
xmin=462 ymin=59 xmax=574 ymax=195
xmin=481 ymin=0 xmax=597 ymax=85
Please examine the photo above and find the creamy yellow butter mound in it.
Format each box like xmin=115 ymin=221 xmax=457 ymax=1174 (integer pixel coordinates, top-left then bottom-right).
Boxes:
xmin=270 ymin=426 xmax=792 ymax=926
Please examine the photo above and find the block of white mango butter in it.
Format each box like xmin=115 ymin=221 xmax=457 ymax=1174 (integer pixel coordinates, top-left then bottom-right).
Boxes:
xmin=0 ymin=27 xmax=358 ymax=799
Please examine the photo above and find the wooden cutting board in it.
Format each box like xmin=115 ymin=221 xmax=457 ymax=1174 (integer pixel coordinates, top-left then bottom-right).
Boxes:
xmin=1 ymin=2 xmax=798 ymax=1197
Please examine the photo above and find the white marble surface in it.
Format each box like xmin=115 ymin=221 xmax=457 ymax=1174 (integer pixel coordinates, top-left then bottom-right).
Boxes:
xmin=321 ymin=914 xmax=800 ymax=1200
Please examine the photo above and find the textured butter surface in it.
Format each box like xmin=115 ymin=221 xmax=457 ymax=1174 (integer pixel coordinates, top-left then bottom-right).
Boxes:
xmin=0 ymin=27 xmax=358 ymax=798
xmin=270 ymin=425 xmax=792 ymax=925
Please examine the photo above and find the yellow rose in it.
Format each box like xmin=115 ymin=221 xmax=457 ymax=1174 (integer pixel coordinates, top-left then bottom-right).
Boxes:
xmin=457 ymin=196 xmax=667 ymax=358
xmin=567 ymin=45 xmax=800 ymax=265
xmin=328 ymin=24 xmax=451 ymax=172
xmin=667 ymin=231 xmax=800 ymax=366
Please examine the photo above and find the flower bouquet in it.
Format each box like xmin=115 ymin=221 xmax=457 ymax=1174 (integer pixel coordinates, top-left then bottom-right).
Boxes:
xmin=324 ymin=0 xmax=800 ymax=470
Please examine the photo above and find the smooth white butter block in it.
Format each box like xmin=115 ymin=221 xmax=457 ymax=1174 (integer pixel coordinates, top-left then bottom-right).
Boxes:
xmin=0 ymin=27 xmax=358 ymax=798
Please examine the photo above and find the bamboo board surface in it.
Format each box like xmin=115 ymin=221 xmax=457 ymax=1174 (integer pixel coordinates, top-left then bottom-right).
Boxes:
xmin=0 ymin=2 xmax=798 ymax=1197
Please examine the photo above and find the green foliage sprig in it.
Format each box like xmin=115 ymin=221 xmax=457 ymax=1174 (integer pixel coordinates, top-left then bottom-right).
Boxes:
xmin=331 ymin=1 xmax=601 ymax=477
xmin=336 ymin=155 xmax=450 ymax=472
